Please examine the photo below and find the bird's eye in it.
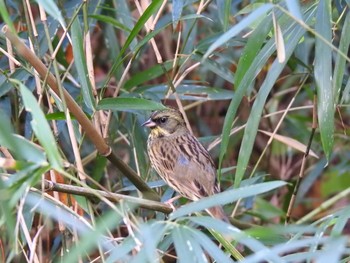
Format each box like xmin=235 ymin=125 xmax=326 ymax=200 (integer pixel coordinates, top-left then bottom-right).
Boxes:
xmin=159 ymin=117 xmax=167 ymax=123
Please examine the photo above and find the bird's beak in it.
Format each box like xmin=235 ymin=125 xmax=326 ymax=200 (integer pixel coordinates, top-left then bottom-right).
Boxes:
xmin=142 ymin=118 xmax=156 ymax=128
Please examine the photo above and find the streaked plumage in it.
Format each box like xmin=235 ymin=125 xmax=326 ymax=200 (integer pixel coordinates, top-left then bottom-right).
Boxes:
xmin=142 ymin=108 xmax=228 ymax=221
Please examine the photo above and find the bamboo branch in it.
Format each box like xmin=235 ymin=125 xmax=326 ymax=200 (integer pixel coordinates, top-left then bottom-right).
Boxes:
xmin=41 ymin=180 xmax=256 ymax=229
xmin=2 ymin=25 xmax=159 ymax=201
xmin=42 ymin=180 xmax=171 ymax=214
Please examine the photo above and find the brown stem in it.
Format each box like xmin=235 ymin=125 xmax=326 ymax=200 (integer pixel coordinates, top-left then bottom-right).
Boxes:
xmin=42 ymin=180 xmax=171 ymax=214
xmin=285 ymin=93 xmax=317 ymax=224
xmin=41 ymin=180 xmax=256 ymax=229
xmin=2 ymin=25 xmax=159 ymax=201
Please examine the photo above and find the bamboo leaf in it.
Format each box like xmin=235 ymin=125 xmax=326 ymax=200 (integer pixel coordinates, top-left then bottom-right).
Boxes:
xmin=71 ymin=18 xmax=95 ymax=111
xmin=203 ymin=4 xmax=273 ymax=60
xmin=16 ymin=81 xmax=62 ymax=170
xmin=170 ymin=181 xmax=286 ymax=219
xmin=335 ymin=13 xmax=350 ymax=104
xmin=97 ymin=98 xmax=165 ymax=111
xmin=314 ymin=0 xmax=334 ymax=161
xmin=233 ymin=9 xmax=314 ymax=187
xmin=34 ymin=0 xmax=66 ymax=28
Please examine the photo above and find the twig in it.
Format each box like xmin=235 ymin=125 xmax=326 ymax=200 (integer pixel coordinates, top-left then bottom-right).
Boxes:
xmin=40 ymin=180 xmax=256 ymax=229
xmin=285 ymin=93 xmax=317 ymax=224
xmin=42 ymin=180 xmax=172 ymax=214
xmin=296 ymin=186 xmax=350 ymax=224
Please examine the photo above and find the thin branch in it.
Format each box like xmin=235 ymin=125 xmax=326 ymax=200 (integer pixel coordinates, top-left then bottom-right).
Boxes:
xmin=42 ymin=180 xmax=172 ymax=214
xmin=41 ymin=180 xmax=257 ymax=229
xmin=285 ymin=93 xmax=317 ymax=224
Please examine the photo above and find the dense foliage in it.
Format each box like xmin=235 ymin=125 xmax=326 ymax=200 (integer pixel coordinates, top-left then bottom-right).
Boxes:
xmin=0 ymin=0 xmax=349 ymax=262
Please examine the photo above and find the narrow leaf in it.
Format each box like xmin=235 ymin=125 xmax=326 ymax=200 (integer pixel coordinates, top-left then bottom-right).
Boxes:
xmin=220 ymin=14 xmax=274 ymax=172
xmin=259 ymin=130 xmax=319 ymax=158
xmin=335 ymin=12 xmax=350 ymax=103
xmin=89 ymin=14 xmax=132 ymax=32
xmin=285 ymin=0 xmax=303 ymax=21
xmin=35 ymin=0 xmax=66 ymax=28
xmin=172 ymin=0 xmax=184 ymax=28
xmin=314 ymin=0 xmax=334 ymax=161
xmin=71 ymin=18 xmax=95 ymax=110
xmin=102 ymin=0 xmax=162 ymax=87
xmin=172 ymin=227 xmax=198 ymax=263
xmin=234 ymin=9 xmax=314 ymax=187
xmin=97 ymin=98 xmax=165 ymax=111
xmin=170 ymin=181 xmax=286 ymax=219
xmin=17 ymin=82 xmax=62 ymax=169
xmin=203 ymin=4 xmax=273 ymax=60
xmin=0 ymin=112 xmax=46 ymax=164
xmin=138 ymin=84 xmax=234 ymax=101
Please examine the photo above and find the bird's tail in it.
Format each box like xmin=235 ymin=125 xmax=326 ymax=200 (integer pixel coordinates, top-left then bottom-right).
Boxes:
xmin=206 ymin=206 xmax=230 ymax=223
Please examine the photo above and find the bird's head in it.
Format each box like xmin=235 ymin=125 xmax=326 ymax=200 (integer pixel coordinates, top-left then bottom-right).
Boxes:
xmin=142 ymin=108 xmax=187 ymax=137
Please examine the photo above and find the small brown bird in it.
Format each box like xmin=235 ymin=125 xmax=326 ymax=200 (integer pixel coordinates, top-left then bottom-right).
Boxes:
xmin=142 ymin=108 xmax=228 ymax=221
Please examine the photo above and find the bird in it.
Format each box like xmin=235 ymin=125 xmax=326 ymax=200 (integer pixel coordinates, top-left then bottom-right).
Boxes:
xmin=142 ymin=107 xmax=228 ymax=221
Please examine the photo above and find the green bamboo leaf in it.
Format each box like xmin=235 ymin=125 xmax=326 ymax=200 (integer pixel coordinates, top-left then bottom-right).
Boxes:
xmin=331 ymin=207 xmax=350 ymax=237
xmin=11 ymin=136 xmax=47 ymax=164
xmin=16 ymin=81 xmax=62 ymax=170
xmin=234 ymin=10 xmax=313 ymax=187
xmin=223 ymin=0 xmax=232 ymax=31
xmin=34 ymin=0 xmax=66 ymax=28
xmin=25 ymin=192 xmax=123 ymax=262
xmin=314 ymin=0 xmax=334 ymax=161
xmin=285 ymin=0 xmax=303 ymax=21
xmin=71 ymin=18 xmax=95 ymax=111
xmin=172 ymin=0 xmax=184 ymax=28
xmin=170 ymin=181 xmax=286 ymax=219
xmin=215 ymin=0 xmax=225 ymax=28
xmin=0 ymin=111 xmax=46 ymax=164
xmin=138 ymin=84 xmax=234 ymax=101
xmin=141 ymin=223 xmax=167 ymax=262
xmin=131 ymin=14 xmax=207 ymax=58
xmin=0 ymin=69 xmax=31 ymax=97
xmin=102 ymin=0 xmax=163 ymax=87
xmin=116 ymin=0 xmax=136 ymax=48
xmin=190 ymin=217 xmax=283 ymax=261
xmin=105 ymin=237 xmax=136 ymax=262
xmin=218 ymin=15 xmax=276 ymax=172
xmin=335 ymin=13 xmax=350 ymax=103
xmin=124 ymin=59 xmax=184 ymax=90
xmin=194 ymin=54 xmax=235 ymax=84
xmin=46 ymin=112 xmax=75 ymax=121
xmin=172 ymin=227 xmax=197 ymax=263
xmin=0 ymin=0 xmax=16 ymax=33
xmin=89 ymin=14 xmax=132 ymax=32
xmin=203 ymin=4 xmax=273 ymax=60
xmin=314 ymin=237 xmax=346 ymax=263
xmin=97 ymin=98 xmax=165 ymax=111
xmin=340 ymin=77 xmax=350 ymax=104
xmin=234 ymin=15 xmax=273 ymax=88
xmin=189 ymin=229 xmax=234 ymax=263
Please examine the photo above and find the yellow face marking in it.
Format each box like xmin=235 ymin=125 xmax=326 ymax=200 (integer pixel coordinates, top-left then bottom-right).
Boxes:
xmin=151 ymin=126 xmax=171 ymax=137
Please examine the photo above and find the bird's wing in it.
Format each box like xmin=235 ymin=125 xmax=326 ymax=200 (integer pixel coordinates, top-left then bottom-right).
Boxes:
xmin=170 ymin=134 xmax=217 ymax=199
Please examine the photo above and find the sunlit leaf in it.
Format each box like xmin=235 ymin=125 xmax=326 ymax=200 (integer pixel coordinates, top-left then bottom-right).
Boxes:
xmin=97 ymin=98 xmax=165 ymax=111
